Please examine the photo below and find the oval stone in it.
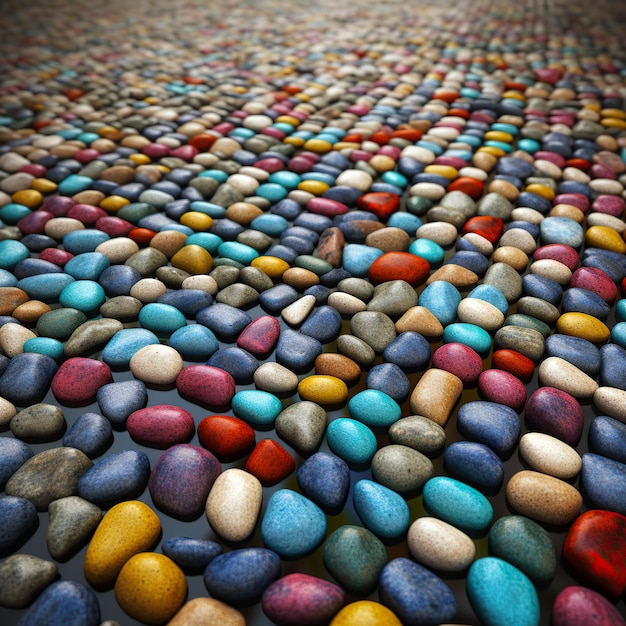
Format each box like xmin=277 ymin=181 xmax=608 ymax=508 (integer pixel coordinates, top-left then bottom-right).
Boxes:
xmin=444 ymin=441 xmax=505 ymax=492
xmin=0 ymin=553 xmax=58 ymax=609
xmin=525 ymin=386 xmax=584 ymax=446
xmin=348 ymin=389 xmax=401 ymax=428
xmin=353 ymin=479 xmax=410 ymax=540
xmin=478 ymin=369 xmax=527 ymax=409
xmin=432 ymin=342 xmax=483 ymax=384
xmin=51 ymin=357 xmax=113 ymax=405
xmin=519 ymin=432 xmax=582 ymax=479
xmin=176 ymin=365 xmax=236 ymax=409
xmin=127 ymin=405 xmax=195 ymax=448
xmin=553 ymin=586 xmax=626 ymax=626
xmin=580 ymin=453 xmax=626 ymax=515
xmin=0 ymin=496 xmax=38 ymax=557
xmin=327 ymin=418 xmax=377 ymax=465
xmin=388 ymin=415 xmax=446 ymax=454
xmin=372 ymin=444 xmax=434 ymax=493
xmin=409 ymin=368 xmax=463 ymax=427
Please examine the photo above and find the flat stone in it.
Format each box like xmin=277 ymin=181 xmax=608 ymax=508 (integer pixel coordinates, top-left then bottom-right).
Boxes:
xmin=372 ymin=444 xmax=434 ymax=493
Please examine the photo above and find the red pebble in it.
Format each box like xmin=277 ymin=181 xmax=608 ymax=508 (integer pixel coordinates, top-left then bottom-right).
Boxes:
xmin=447 ymin=177 xmax=484 ymax=199
xmin=390 ymin=129 xmax=422 ymax=142
xmin=533 ymin=244 xmax=579 ymax=272
xmin=51 ymin=357 xmax=113 ymax=405
xmin=570 ymin=267 xmax=617 ymax=304
xmin=188 ymin=134 xmax=217 ymax=151
xmin=306 ymin=197 xmax=349 ymax=217
xmin=198 ymin=415 xmax=256 ymax=461
xmin=478 ymin=368 xmax=527 ymax=410
xmin=432 ymin=342 xmax=483 ymax=384
xmin=492 ymin=349 xmax=535 ymax=383
xmin=356 ymin=192 xmax=400 ymax=221
xmin=128 ymin=227 xmax=156 ymax=245
xmin=127 ymin=405 xmax=195 ymax=449
xmin=237 ymin=316 xmax=281 ymax=358
xmin=16 ymin=210 xmax=53 ymax=235
xmin=562 ymin=510 xmax=626 ymax=599
xmin=95 ymin=216 xmax=134 ymax=237
xmin=462 ymin=215 xmax=504 ymax=244
xmin=67 ymin=204 xmax=108 ymax=227
xmin=176 ymin=365 xmax=236 ymax=409
xmin=245 ymin=439 xmax=295 ymax=486
xmin=368 ymin=251 xmax=430 ymax=286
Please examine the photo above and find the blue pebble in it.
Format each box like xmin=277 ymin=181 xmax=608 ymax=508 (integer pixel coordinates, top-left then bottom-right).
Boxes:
xmin=444 ymin=441 xmax=504 ymax=492
xmin=0 ymin=438 xmax=33 ymax=490
xmin=62 ymin=229 xmax=110 ymax=254
xmin=196 ymin=303 xmax=252 ymax=341
xmin=207 ymin=347 xmax=258 ymax=384
xmin=169 ymin=324 xmax=219 ymax=361
xmin=0 ymin=495 xmax=38 ymax=556
xmin=271 ymin=198 xmax=302 ymax=220
xmin=580 ymin=453 xmax=626 ymax=515
xmin=162 ymin=536 xmax=222 ymax=574
xmin=102 ymin=328 xmax=160 ymax=368
xmin=544 ymin=333 xmax=600 ymax=376
xmin=96 ymin=380 xmax=148 ymax=429
xmin=496 ymin=157 xmax=535 ymax=178
xmin=466 ymin=284 xmax=509 ymax=316
xmin=583 ymin=247 xmax=626 ymax=275
xmin=98 ymin=265 xmax=141 ymax=297
xmin=409 ymin=238 xmax=445 ymax=264
xmin=558 ymin=180 xmax=589 ymax=197
xmin=321 ymin=185 xmax=363 ymax=206
xmin=446 ymin=251 xmax=490 ymax=276
xmin=157 ymin=289 xmax=213 ymax=318
xmin=303 ymin=284 xmax=331 ymax=305
xmin=275 ymin=328 xmax=322 ymax=373
xmin=561 ymin=287 xmax=611 ymax=320
xmin=515 ymin=192 xmax=552 ymax=214
xmin=0 ymin=240 xmax=30 ymax=270
xmin=0 ymin=269 xmax=18 ymax=287
xmin=293 ymin=213 xmax=333 ymax=233
xmin=63 ymin=252 xmax=110 ymax=281
xmin=250 ymin=214 xmax=289 ymax=236
xmin=383 ymin=331 xmax=431 ymax=370
xmin=589 ymin=415 xmax=626 ymax=465
xmin=296 ymin=452 xmax=350 ymax=513
xmin=217 ymin=241 xmax=259 ymax=265
xmin=59 ymin=280 xmax=106 ymax=312
xmin=443 ymin=322 xmax=492 ymax=355
xmin=342 ymin=244 xmax=384 ymax=277
xmin=264 ymin=244 xmax=298 ymax=264
xmin=17 ymin=273 xmax=75 ymax=301
xmin=419 ymin=280 xmax=462 ymax=325
xmin=258 ymin=283 xmax=299 ymax=315
xmin=522 ymin=274 xmax=563 ymax=305
xmin=210 ymin=218 xmax=245 ymax=241
xmin=349 ymin=389 xmax=402 ymax=428
xmin=327 ymin=418 xmax=377 ymax=465
xmin=300 ymin=305 xmax=342 ymax=343
xmin=379 ymin=558 xmax=456 ymax=626
xmin=203 ymin=548 xmax=281 ymax=606
xmin=23 ymin=337 xmax=65 ymax=360
xmin=77 ymin=449 xmax=151 ymax=507
xmin=0 ymin=353 xmax=58 ymax=405
xmin=540 ymin=217 xmax=584 ymax=248
xmin=353 ymin=479 xmax=410 ymax=540
xmin=600 ymin=343 xmax=626 ymax=389
xmin=232 ymin=390 xmax=282 ymax=426
xmin=13 ymin=258 xmax=63 ymax=279
xmin=58 ymin=174 xmax=94 ymax=195
xmin=467 ymin=557 xmax=539 ymax=626
xmin=63 ymin=412 xmax=113 ymax=458
xmin=367 ymin=363 xmax=411 ymax=403
xmin=261 ymin=489 xmax=327 ymax=558
xmin=583 ymin=252 xmax=626 ymax=283
xmin=505 ymin=220 xmax=540 ymax=239
xmin=387 ymin=212 xmax=421 ymax=234
xmin=397 ymin=157 xmax=426 ymax=179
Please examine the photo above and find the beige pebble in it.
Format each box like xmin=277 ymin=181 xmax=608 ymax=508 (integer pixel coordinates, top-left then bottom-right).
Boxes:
xmin=225 ymin=202 xmax=263 ymax=225
xmin=205 ymin=468 xmax=262 ymax=542
xmin=409 ymin=368 xmax=463 ymax=427
xmin=129 ymin=278 xmax=168 ymax=303
xmin=415 ymin=222 xmax=458 ymax=246
xmin=458 ymin=166 xmax=488 ymax=181
xmin=562 ymin=167 xmax=590 ymax=183
xmin=493 ymin=246 xmax=528 ymax=271
xmin=44 ymin=217 xmax=85 ymax=240
xmin=238 ymin=166 xmax=270 ymax=182
xmin=409 ymin=182 xmax=446 ymax=200
xmin=533 ymin=159 xmax=562 ymax=179
xmin=407 ymin=517 xmax=475 ymax=572
xmin=401 ymin=145 xmax=436 ymax=164
xmin=327 ymin=292 xmax=367 ymax=315
xmin=589 ymin=178 xmax=624 ymax=195
xmin=529 ymin=259 xmax=572 ymax=285
xmin=488 ymin=179 xmax=520 ymax=200
xmin=334 ymin=169 xmax=373 ymax=191
xmin=96 ymin=238 xmax=140 ymax=264
xmin=282 ymin=267 xmax=320 ymax=290
xmin=253 ymin=362 xmax=299 ymax=393
xmin=457 ymin=298 xmax=505 ymax=331
xmin=426 ymin=264 xmax=478 ymax=289
xmin=593 ymin=386 xmax=626 ymax=423
xmin=586 ymin=212 xmax=626 ymax=232
xmin=538 ymin=356 xmax=599 ymax=398
xmin=168 ymin=598 xmax=245 ymax=626
xmin=227 ymin=173 xmax=259 ymax=195
xmin=0 ymin=396 xmax=17 ymax=428
xmin=0 ymin=323 xmax=36 ymax=357
xmin=0 ymin=172 xmax=34 ymax=194
xmin=519 ymin=433 xmax=582 ymax=479
xmin=549 ymin=204 xmax=585 ymax=223
xmin=511 ymin=207 xmax=544 ymax=224
xmin=506 ymin=470 xmax=582 ymax=525
xmin=210 ymin=137 xmax=241 ymax=157
xmin=149 ymin=230 xmax=188 ymax=258
xmin=461 ymin=233 xmax=493 ymax=255
xmin=365 ymin=227 xmax=410 ymax=251
xmin=281 ymin=295 xmax=316 ymax=326
xmin=395 ymin=306 xmax=443 ymax=337
xmin=129 ymin=345 xmax=183 ymax=385
xmin=498 ymin=228 xmax=537 ymax=254
xmin=181 ymin=275 xmax=218 ymax=295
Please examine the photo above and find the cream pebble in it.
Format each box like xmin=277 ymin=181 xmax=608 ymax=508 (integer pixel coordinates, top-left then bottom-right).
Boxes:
xmin=281 ymin=294 xmax=316 ymax=326
xmin=181 ymin=274 xmax=218 ymax=295
xmin=519 ymin=432 xmax=582 ymax=479
xmin=334 ymin=169 xmax=373 ymax=191
xmin=253 ymin=362 xmax=299 ymax=393
xmin=457 ymin=298 xmax=505 ymax=331
xmin=462 ymin=233 xmax=493 ymax=255
xmin=498 ymin=228 xmax=537 ymax=254
xmin=95 ymin=237 xmax=140 ymax=263
xmin=510 ymin=207 xmax=544 ymax=224
xmin=529 ymin=259 xmax=572 ymax=285
xmin=0 ymin=396 xmax=17 ymax=428
xmin=327 ymin=291 xmax=367 ymax=315
xmin=129 ymin=344 xmax=184 ymax=385
xmin=589 ymin=178 xmax=624 ymax=195
xmin=409 ymin=368 xmax=463 ymax=427
xmin=586 ymin=212 xmax=626 ymax=232
xmin=44 ymin=217 xmax=85 ymax=240
xmin=168 ymin=598 xmax=245 ymax=626
xmin=415 ymin=222 xmax=458 ymax=246
xmin=593 ymin=386 xmax=626 ymax=423
xmin=537 ymin=356 xmax=599 ymax=398
xmin=129 ymin=278 xmax=168 ymax=303
xmin=0 ymin=323 xmax=36 ymax=357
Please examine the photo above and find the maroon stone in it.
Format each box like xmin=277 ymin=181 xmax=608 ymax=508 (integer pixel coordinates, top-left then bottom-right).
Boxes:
xmin=237 ymin=315 xmax=281 ymax=358
xmin=51 ymin=357 xmax=113 ymax=405
xmin=176 ymin=365 xmax=236 ymax=409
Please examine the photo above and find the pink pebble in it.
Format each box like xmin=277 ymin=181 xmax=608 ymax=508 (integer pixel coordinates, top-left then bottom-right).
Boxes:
xmin=51 ymin=357 xmax=113 ymax=405
xmin=306 ymin=197 xmax=349 ymax=217
xmin=95 ymin=216 xmax=134 ymax=237
xmin=591 ymin=195 xmax=625 ymax=217
xmin=552 ymin=586 xmax=626 ymax=626
xmin=127 ymin=405 xmax=195 ymax=449
xmin=432 ymin=342 xmax=483 ymax=385
xmin=142 ymin=143 xmax=170 ymax=159
xmin=553 ymin=193 xmax=589 ymax=212
xmin=533 ymin=243 xmax=579 ymax=271
xmin=67 ymin=204 xmax=108 ymax=227
xmin=16 ymin=210 xmax=54 ymax=235
xmin=478 ymin=368 xmax=527 ymax=410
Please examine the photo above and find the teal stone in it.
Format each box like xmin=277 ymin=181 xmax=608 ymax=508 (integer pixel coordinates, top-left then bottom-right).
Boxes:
xmin=57 ymin=174 xmax=93 ymax=195
xmin=294 ymin=255 xmax=334 ymax=276
xmin=456 ymin=134 xmax=482 ymax=148
xmin=63 ymin=252 xmax=110 ymax=280
xmin=353 ymin=479 xmax=410 ymax=540
xmin=62 ymin=230 xmax=110 ymax=254
xmin=57 ymin=128 xmax=82 ymax=139
xmin=169 ymin=324 xmax=219 ymax=360
xmin=214 ymin=258 xmax=244 ymax=269
xmin=418 ymin=281 xmax=462 ymax=326
xmin=518 ymin=139 xmax=540 ymax=153
xmin=540 ymin=217 xmax=584 ymax=248
xmin=423 ymin=476 xmax=494 ymax=531
xmin=467 ymin=285 xmax=509 ymax=316
xmin=616 ymin=299 xmax=626 ymax=322
xmin=0 ymin=203 xmax=31 ymax=224
xmin=406 ymin=196 xmax=433 ymax=216
xmin=501 ymin=99 xmax=524 ymax=108
xmin=491 ymin=123 xmax=518 ymax=135
xmin=77 ymin=132 xmax=99 ymax=144
xmin=443 ymin=322 xmax=492 ymax=355
xmin=256 ymin=183 xmax=289 ymax=202
xmin=301 ymin=172 xmax=335 ymax=185
xmin=232 ymin=390 xmax=282 ymax=426
xmin=292 ymin=130 xmax=314 ymax=140
xmin=116 ymin=202 xmax=157 ymax=224
xmin=504 ymin=313 xmax=551 ymax=337
xmin=101 ymin=328 xmax=160 ymax=368
xmin=610 ymin=322 xmax=626 ymax=348
xmin=315 ymin=133 xmax=339 ymax=144
xmin=387 ymin=212 xmax=422 ymax=235
xmin=488 ymin=516 xmax=556 ymax=585
xmin=229 ymin=128 xmax=255 ymax=139
xmin=17 ymin=273 xmax=75 ymax=301
xmin=445 ymin=150 xmax=473 ymax=161
xmin=186 ymin=232 xmax=223 ymax=254
xmin=217 ymin=241 xmax=259 ymax=265
xmin=23 ymin=337 xmax=65 ymax=360
xmin=162 ymin=224 xmax=193 ymax=235
xmin=0 ymin=240 xmax=29 ymax=270
xmin=269 ymin=171 xmax=301 ymax=190
xmin=381 ymin=171 xmax=408 ymax=188
xmin=189 ymin=201 xmax=226 ymax=218
xmin=138 ymin=302 xmax=187 ymax=335
xmin=342 ymin=244 xmax=384 ymax=277
xmin=409 ymin=238 xmax=445 ymax=264
xmin=198 ymin=170 xmax=229 ymax=182
xmin=348 ymin=389 xmax=401 ymax=428
xmin=322 ymin=127 xmax=346 ymax=138
xmin=460 ymin=87 xmax=481 ymax=98
xmin=59 ymin=280 xmax=106 ymax=312
xmin=326 ymin=418 xmax=377 ymax=465
xmin=273 ymin=122 xmax=295 ymax=134
xmin=250 ymin=214 xmax=289 ymax=236
xmin=485 ymin=140 xmax=513 ymax=153
xmin=37 ymin=308 xmax=87 ymax=340
xmin=467 ymin=557 xmax=540 ymax=626
xmin=0 ymin=269 xmax=18 ymax=287
xmin=417 ymin=140 xmax=443 ymax=155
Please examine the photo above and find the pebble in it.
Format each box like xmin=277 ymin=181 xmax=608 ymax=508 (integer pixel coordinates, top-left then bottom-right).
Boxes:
xmin=326 ymin=417 xmax=377 ymax=465
xmin=245 ymin=438 xmax=295 ymax=485
xmin=0 ymin=553 xmax=58 ymax=609
xmin=580 ymin=453 xmax=626 ymax=515
xmin=372 ymin=444 xmax=434 ymax=493
xmin=0 ymin=495 xmax=38 ymax=557
xmin=418 ymin=280 xmax=462 ymax=326
xmin=10 ymin=402 xmax=66 ymax=443
xmin=176 ymin=365 xmax=236 ymax=409
xmin=0 ymin=352 xmax=59 ymax=405
xmin=51 ymin=357 xmax=113 ymax=405
xmin=275 ymin=400 xmax=327 ymax=453
xmin=478 ymin=368 xmax=527 ymax=409
xmin=348 ymin=389 xmax=401 ymax=428
xmin=545 ymin=333 xmax=600 ymax=376
xmin=330 ymin=601 xmax=402 ymax=626
xmin=0 ymin=437 xmax=33 ymax=490
xmin=589 ymin=415 xmax=626 ymax=464
xmin=253 ymin=361 xmax=299 ymax=393
xmin=494 ymin=325 xmax=545 ymax=362
xmin=96 ymin=380 xmax=147 ymax=429
xmin=353 ymin=479 xmax=410 ymax=540
xmin=444 ymin=441 xmax=505 ymax=493
xmin=409 ymin=368 xmax=463 ymax=427
xmin=593 ymin=386 xmax=626 ymax=422
xmin=525 ymin=386 xmax=584 ymax=446
xmin=552 ymin=586 xmax=626 ymax=626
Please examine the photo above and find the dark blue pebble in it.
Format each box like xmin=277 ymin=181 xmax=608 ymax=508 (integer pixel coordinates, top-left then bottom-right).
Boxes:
xmin=207 ymin=347 xmax=258 ymax=384
xmin=558 ymin=180 xmax=590 ymax=197
xmin=322 ymin=185 xmax=363 ymax=206
xmin=196 ymin=303 xmax=252 ymax=341
xmin=232 ymin=150 xmax=257 ymax=165
xmin=293 ymin=213 xmax=333 ymax=233
xmin=258 ymin=284 xmax=299 ymax=315
xmin=583 ymin=247 xmax=626 ymax=274
xmin=157 ymin=289 xmax=213 ymax=318
xmin=0 ymin=495 xmax=38 ymax=556
xmin=276 ymin=329 xmax=322 ymax=374
xmin=99 ymin=265 xmax=141 ymax=297
xmin=17 ymin=580 xmax=100 ymax=626
xmin=96 ymin=380 xmax=148 ymax=429
xmin=366 ymin=363 xmax=411 ymax=403
xmin=166 ymin=168 xmax=195 ymax=186
xmin=303 ymin=284 xmax=331 ymax=305
xmin=545 ymin=333 xmax=600 ymax=376
xmin=412 ymin=173 xmax=450 ymax=187
xmin=455 ymin=237 xmax=481 ymax=253
xmin=561 ymin=287 xmax=611 ymax=320
xmin=113 ymin=182 xmax=145 ymax=201
xmin=44 ymin=166 xmax=72 ymax=183
xmin=280 ymin=235 xmax=314 ymax=255
xmin=300 ymin=305 xmax=342 ymax=343
xmin=446 ymin=251 xmax=489 ymax=276
xmin=515 ymin=192 xmax=552 ymax=213
xmin=397 ymin=158 xmax=426 ymax=179
xmin=13 ymin=258 xmax=63 ymax=280
xmin=543 ymin=142 xmax=571 ymax=158
xmin=162 ymin=536 xmax=222 ymax=574
xmin=203 ymin=548 xmax=281 ymax=606
xmin=522 ymin=274 xmax=563 ymax=305
xmin=588 ymin=415 xmax=626 ymax=465
xmin=0 ymin=353 xmax=58 ymax=406
xmin=580 ymin=453 xmax=626 ymax=516
xmin=271 ymin=198 xmax=302 ymax=220
xmin=20 ymin=234 xmax=57 ymax=253
xmin=62 ymin=412 xmax=113 ymax=458
xmin=382 ymin=331 xmax=431 ymax=370
xmin=600 ymin=343 xmax=626 ymax=390
xmin=311 ymin=163 xmax=341 ymax=178
xmin=444 ymin=441 xmax=505 ymax=493
xmin=152 ymin=181 xmax=181 ymax=197
xmin=0 ymin=353 xmax=9 ymax=376
xmin=457 ymin=400 xmax=521 ymax=459
xmin=90 ymin=180 xmax=118 ymax=195
xmin=164 ymin=200 xmax=190 ymax=220
xmin=582 ymin=252 xmax=626 ymax=282
xmin=281 ymin=226 xmax=319 ymax=243
xmin=77 ymin=449 xmax=151 ymax=507
xmin=296 ymin=452 xmax=350 ymax=514
xmin=264 ymin=244 xmax=298 ymax=264
xmin=505 ymin=220 xmax=540 ymax=239
xmin=0 ymin=438 xmax=33 ymax=490
xmin=379 ymin=558 xmax=457 ymax=626
xmin=180 ymin=186 xmax=204 ymax=202
xmin=496 ymin=157 xmax=536 ymax=179
xmin=137 ymin=213 xmax=179 ymax=232
xmin=320 ymin=267 xmax=352 ymax=287
xmin=210 ymin=218 xmax=246 ymax=240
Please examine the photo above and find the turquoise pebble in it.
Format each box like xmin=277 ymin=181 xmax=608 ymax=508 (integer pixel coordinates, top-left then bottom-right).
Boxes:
xmin=102 ymin=328 xmax=160 ymax=368
xmin=229 ymin=128 xmax=255 ymax=139
xmin=348 ymin=389 xmax=401 ymax=428
xmin=353 ymin=479 xmax=410 ymax=540
xmin=63 ymin=252 xmax=110 ymax=280
xmin=381 ymin=171 xmax=408 ymax=188
xmin=0 ymin=240 xmax=29 ymax=270
xmin=485 ymin=140 xmax=513 ymax=153
xmin=322 ymin=127 xmax=346 ymax=138
xmin=456 ymin=134 xmax=482 ymax=148
xmin=77 ymin=132 xmax=99 ymax=144
xmin=316 ymin=133 xmax=339 ymax=144
xmin=57 ymin=174 xmax=93 ymax=195
xmin=162 ymin=224 xmax=194 ymax=235
xmin=417 ymin=140 xmax=443 ymax=155
xmin=501 ymin=99 xmax=524 ymax=108
xmin=23 ymin=337 xmax=65 ymax=360
xmin=273 ymin=122 xmax=295 ymax=134
xmin=611 ymin=322 xmax=626 ymax=348
xmin=342 ymin=244 xmax=384 ymax=277
xmin=256 ymin=183 xmax=289 ymax=202
xmin=301 ymin=172 xmax=335 ymax=185
xmin=423 ymin=476 xmax=494 ymax=531
xmin=186 ymin=232 xmax=223 ymax=254
xmin=138 ymin=302 xmax=187 ymax=335
xmin=169 ymin=324 xmax=219 ymax=360
xmin=269 ymin=171 xmax=301 ymax=190
xmin=445 ymin=150 xmax=473 ymax=161
xmin=467 ymin=284 xmax=509 ymax=316
xmin=616 ymin=299 xmax=626 ymax=322
xmin=518 ymin=139 xmax=540 ymax=153
xmin=0 ymin=269 xmax=18 ymax=287
xmin=261 ymin=489 xmax=327 ymax=558
xmin=326 ymin=418 xmax=377 ymax=464
xmin=189 ymin=201 xmax=227 ymax=218
xmin=198 ymin=170 xmax=228 ymax=182
xmin=443 ymin=323 xmax=492 ymax=355
xmin=292 ymin=130 xmax=314 ymax=141
xmin=418 ymin=281 xmax=461 ymax=325
xmin=57 ymin=128 xmax=82 ymax=139
xmin=232 ymin=390 xmax=282 ymax=426
xmin=0 ymin=203 xmax=31 ymax=224
xmin=250 ymin=214 xmax=289 ymax=236
xmin=540 ymin=217 xmax=584 ymax=248
xmin=460 ymin=87 xmax=481 ymax=98
xmin=467 ymin=557 xmax=540 ymax=626
xmin=409 ymin=238 xmax=445 ymax=264
xmin=59 ymin=280 xmax=106 ymax=312
xmin=387 ymin=212 xmax=422 ymax=234
xmin=17 ymin=273 xmax=75 ymax=301
xmin=217 ymin=241 xmax=259 ymax=265
xmin=62 ymin=230 xmax=110 ymax=254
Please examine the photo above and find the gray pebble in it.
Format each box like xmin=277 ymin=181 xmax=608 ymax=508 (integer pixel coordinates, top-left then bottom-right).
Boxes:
xmin=275 ymin=401 xmax=327 ymax=454
xmin=388 ymin=415 xmax=446 ymax=454
xmin=367 ymin=280 xmax=417 ymax=317
xmin=336 ymin=334 xmax=376 ymax=366
xmin=215 ymin=283 xmax=259 ymax=308
xmin=350 ymin=311 xmax=397 ymax=352
xmin=64 ymin=319 xmax=124 ymax=358
xmin=0 ymin=554 xmax=58 ymax=609
xmin=484 ymin=262 xmax=523 ymax=302
xmin=372 ymin=445 xmax=434 ymax=493
xmin=10 ymin=403 xmax=66 ymax=443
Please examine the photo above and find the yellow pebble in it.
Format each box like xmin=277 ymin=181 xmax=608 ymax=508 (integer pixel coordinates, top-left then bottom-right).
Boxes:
xmin=484 ymin=130 xmax=514 ymax=143
xmin=114 ymin=553 xmax=187 ymax=625
xmin=601 ymin=108 xmax=626 ymax=120
xmin=84 ymin=500 xmax=160 ymax=588
xmin=477 ymin=146 xmax=506 ymax=157
xmin=100 ymin=195 xmax=130 ymax=212
xmin=171 ymin=244 xmax=213 ymax=275
xmin=303 ymin=138 xmax=333 ymax=153
xmin=12 ymin=188 xmax=43 ymax=208
xmin=556 ymin=312 xmax=610 ymax=344
xmin=585 ymin=225 xmax=626 ymax=253
xmin=251 ymin=255 xmax=290 ymax=279
xmin=155 ymin=165 xmax=171 ymax=174
xmin=368 ymin=155 xmax=396 ymax=173
xmin=298 ymin=375 xmax=348 ymax=405
xmin=179 ymin=211 xmax=213 ymax=232
xmin=129 ymin=153 xmax=151 ymax=165
xmin=275 ymin=115 xmax=300 ymax=126
xmin=501 ymin=90 xmax=525 ymax=101
xmin=168 ymin=598 xmax=245 ymax=626
xmin=333 ymin=142 xmax=361 ymax=151
xmin=601 ymin=118 xmax=626 ymax=129
xmin=297 ymin=180 xmax=330 ymax=195
xmin=330 ymin=600 xmax=402 ymax=626
xmin=284 ymin=136 xmax=306 ymax=147
xmin=525 ymin=183 xmax=555 ymax=201
xmin=424 ymin=164 xmax=458 ymax=179
xmin=31 ymin=178 xmax=58 ymax=194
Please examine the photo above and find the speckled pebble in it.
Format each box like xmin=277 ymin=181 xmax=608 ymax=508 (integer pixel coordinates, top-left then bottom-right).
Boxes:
xmin=0 ymin=553 xmax=58 ymax=609
xmin=96 ymin=379 xmax=147 ymax=429
xmin=168 ymin=598 xmax=245 ymax=626
xmin=371 ymin=444 xmax=434 ymax=493
xmin=353 ymin=479 xmax=410 ymax=540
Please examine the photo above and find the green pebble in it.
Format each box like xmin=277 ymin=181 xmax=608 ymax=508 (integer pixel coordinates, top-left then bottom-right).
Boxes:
xmin=36 ymin=308 xmax=88 ymax=341
xmin=504 ymin=313 xmax=551 ymax=338
xmin=406 ymin=196 xmax=433 ymax=216
xmin=294 ymin=255 xmax=333 ymax=276
xmin=116 ymin=202 xmax=157 ymax=224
